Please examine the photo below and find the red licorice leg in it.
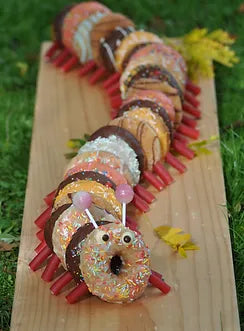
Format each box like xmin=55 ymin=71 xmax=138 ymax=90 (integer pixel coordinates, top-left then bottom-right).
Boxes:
xmin=177 ymin=124 xmax=199 ymax=140
xmin=106 ymin=81 xmax=120 ymax=96
xmin=173 ymin=132 xmax=188 ymax=144
xmin=126 ymin=216 xmax=138 ymax=229
xmin=183 ymin=103 xmax=201 ymax=119
xmin=186 ymin=81 xmax=201 ymax=95
xmin=36 ymin=229 xmax=44 ymax=241
xmin=184 ymin=91 xmax=200 ymax=108
xmin=50 ymin=271 xmax=74 ymax=295
xmin=103 ymin=72 xmax=121 ymax=89
xmin=34 ymin=206 xmax=52 ymax=229
xmin=151 ymin=270 xmax=163 ymax=279
xmin=110 ymin=95 xmax=122 ymax=109
xmin=35 ymin=241 xmax=47 ymax=254
xmin=182 ymin=115 xmax=197 ymax=128
xmin=53 ymin=49 xmax=70 ymax=67
xmin=132 ymin=193 xmax=150 ymax=213
xmin=143 ymin=171 xmax=165 ymax=191
xmin=45 ymin=42 xmax=60 ymax=59
xmin=61 ymin=56 xmax=79 ymax=72
xmin=41 ymin=254 xmax=60 ymax=282
xmin=172 ymin=140 xmax=195 ymax=160
xmin=149 ymin=274 xmax=171 ymax=294
xmin=44 ymin=189 xmax=56 ymax=206
xmin=29 ymin=245 xmax=52 ymax=271
xmin=153 ymin=161 xmax=174 ymax=186
xmin=66 ymin=282 xmax=89 ymax=304
xmin=134 ymin=184 xmax=156 ymax=204
xmin=89 ymin=67 xmax=107 ymax=85
xmin=111 ymin=108 xmax=119 ymax=119
xmin=78 ymin=60 xmax=96 ymax=76
xmin=165 ymin=152 xmax=186 ymax=174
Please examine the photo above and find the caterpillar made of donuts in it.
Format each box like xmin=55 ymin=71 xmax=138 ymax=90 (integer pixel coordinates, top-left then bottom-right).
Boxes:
xmin=29 ymin=1 xmax=202 ymax=304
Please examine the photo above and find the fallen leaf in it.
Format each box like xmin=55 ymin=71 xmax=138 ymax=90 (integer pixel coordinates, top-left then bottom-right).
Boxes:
xmin=16 ymin=61 xmax=28 ymax=76
xmin=154 ymin=225 xmax=199 ymax=258
xmin=0 ymin=241 xmax=18 ymax=251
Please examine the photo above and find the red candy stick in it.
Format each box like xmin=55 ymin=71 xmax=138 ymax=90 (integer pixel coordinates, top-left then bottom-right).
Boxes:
xmin=29 ymin=245 xmax=52 ymax=271
xmin=126 ymin=216 xmax=138 ymax=228
xmin=41 ymin=254 xmax=60 ymax=282
xmin=172 ymin=140 xmax=195 ymax=160
xmin=35 ymin=241 xmax=47 ymax=254
xmin=165 ymin=152 xmax=186 ymax=174
xmin=183 ymin=103 xmax=201 ymax=119
xmin=54 ymin=49 xmax=70 ymax=67
xmin=132 ymin=193 xmax=150 ymax=213
xmin=34 ymin=206 xmax=52 ymax=229
xmin=153 ymin=161 xmax=174 ymax=186
xmin=44 ymin=189 xmax=56 ymax=206
xmin=107 ymin=81 xmax=120 ymax=96
xmin=111 ymin=108 xmax=118 ymax=119
xmin=184 ymin=91 xmax=200 ymax=108
xmin=110 ymin=95 xmax=122 ymax=109
xmin=45 ymin=42 xmax=60 ymax=59
xmin=103 ymin=72 xmax=121 ymax=89
xmin=149 ymin=274 xmax=171 ymax=294
xmin=61 ymin=56 xmax=79 ymax=72
xmin=151 ymin=270 xmax=163 ymax=279
xmin=89 ymin=67 xmax=107 ymax=85
xmin=36 ymin=229 xmax=44 ymax=241
xmin=143 ymin=171 xmax=165 ymax=191
xmin=173 ymin=132 xmax=188 ymax=144
xmin=182 ymin=114 xmax=197 ymax=128
xmin=186 ymin=81 xmax=201 ymax=95
xmin=66 ymin=282 xmax=89 ymax=304
xmin=78 ymin=60 xmax=96 ymax=76
xmin=50 ymin=271 xmax=74 ymax=295
xmin=177 ymin=124 xmax=199 ymax=140
xmin=134 ymin=184 xmax=155 ymax=204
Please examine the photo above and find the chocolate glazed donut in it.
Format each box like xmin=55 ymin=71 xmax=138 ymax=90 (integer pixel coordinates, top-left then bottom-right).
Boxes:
xmin=89 ymin=125 xmax=145 ymax=173
xmin=119 ymin=99 xmax=173 ymax=142
xmin=66 ymin=220 xmax=111 ymax=283
xmin=52 ymin=4 xmax=75 ymax=45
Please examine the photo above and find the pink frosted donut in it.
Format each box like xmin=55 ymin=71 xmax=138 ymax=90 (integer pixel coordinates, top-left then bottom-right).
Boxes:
xmin=122 ymin=89 xmax=175 ymax=123
xmin=62 ymin=2 xmax=110 ymax=54
xmin=80 ymin=222 xmax=151 ymax=303
xmin=64 ymin=160 xmax=128 ymax=186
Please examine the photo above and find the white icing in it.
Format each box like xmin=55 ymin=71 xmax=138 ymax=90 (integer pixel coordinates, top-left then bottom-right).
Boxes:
xmin=78 ymin=135 xmax=140 ymax=185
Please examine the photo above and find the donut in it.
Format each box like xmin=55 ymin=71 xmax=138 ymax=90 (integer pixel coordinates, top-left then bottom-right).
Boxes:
xmin=114 ymin=31 xmax=162 ymax=72
xmin=80 ymin=222 xmax=151 ymax=303
xmin=90 ymin=13 xmax=135 ymax=65
xmin=78 ymin=135 xmax=140 ymax=185
xmin=110 ymin=116 xmax=162 ymax=170
xmin=52 ymin=4 xmax=75 ymax=45
xmin=65 ymin=151 xmax=135 ymax=186
xmin=62 ymin=2 xmax=110 ymax=54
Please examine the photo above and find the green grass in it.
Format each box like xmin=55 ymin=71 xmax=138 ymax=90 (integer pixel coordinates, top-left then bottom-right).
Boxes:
xmin=0 ymin=0 xmax=243 ymax=330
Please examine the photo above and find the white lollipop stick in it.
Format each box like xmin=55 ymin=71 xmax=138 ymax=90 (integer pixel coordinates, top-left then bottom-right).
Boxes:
xmin=115 ymin=184 xmax=134 ymax=226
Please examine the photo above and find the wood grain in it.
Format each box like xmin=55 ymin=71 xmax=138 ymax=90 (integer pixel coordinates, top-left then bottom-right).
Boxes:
xmin=10 ymin=43 xmax=240 ymax=331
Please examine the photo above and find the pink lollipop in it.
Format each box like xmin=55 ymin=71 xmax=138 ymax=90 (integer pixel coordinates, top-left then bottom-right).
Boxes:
xmin=115 ymin=184 xmax=134 ymax=226
xmin=72 ymin=191 xmax=98 ymax=228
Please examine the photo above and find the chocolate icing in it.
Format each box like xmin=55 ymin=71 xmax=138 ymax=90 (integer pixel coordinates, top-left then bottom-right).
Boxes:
xmin=66 ymin=220 xmax=111 ymax=283
xmin=44 ymin=204 xmax=72 ymax=251
xmin=121 ymin=42 xmax=151 ymax=70
xmin=100 ymin=27 xmax=133 ymax=72
xmin=89 ymin=125 xmax=144 ymax=173
xmin=54 ymin=171 xmax=116 ymax=205
xmin=126 ymin=65 xmax=184 ymax=102
xmin=52 ymin=4 xmax=74 ymax=45
xmin=119 ymin=99 xmax=173 ymax=142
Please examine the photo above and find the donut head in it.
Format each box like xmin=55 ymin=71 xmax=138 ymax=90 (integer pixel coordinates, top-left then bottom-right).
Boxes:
xmin=80 ymin=222 xmax=151 ymax=303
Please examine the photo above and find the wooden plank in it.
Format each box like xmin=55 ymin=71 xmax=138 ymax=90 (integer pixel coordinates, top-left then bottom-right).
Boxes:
xmin=10 ymin=42 xmax=240 ymax=331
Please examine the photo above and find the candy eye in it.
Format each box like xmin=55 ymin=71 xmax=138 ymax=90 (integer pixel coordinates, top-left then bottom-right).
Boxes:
xmin=95 ymin=231 xmax=110 ymax=244
xmin=122 ymin=231 xmax=134 ymax=245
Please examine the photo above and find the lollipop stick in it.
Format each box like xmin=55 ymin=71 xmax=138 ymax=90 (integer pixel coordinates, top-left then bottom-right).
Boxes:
xmin=85 ymin=208 xmax=98 ymax=228
xmin=122 ymin=203 xmax=126 ymax=226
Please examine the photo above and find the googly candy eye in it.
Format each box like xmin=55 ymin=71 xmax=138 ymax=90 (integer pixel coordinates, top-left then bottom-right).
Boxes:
xmin=122 ymin=231 xmax=134 ymax=245
xmin=95 ymin=230 xmax=110 ymax=244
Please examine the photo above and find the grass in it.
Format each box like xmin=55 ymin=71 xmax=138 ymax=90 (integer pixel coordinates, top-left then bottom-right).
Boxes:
xmin=0 ymin=0 xmax=243 ymax=329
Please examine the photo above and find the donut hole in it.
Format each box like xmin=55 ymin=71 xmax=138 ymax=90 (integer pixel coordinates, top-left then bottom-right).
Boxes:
xmin=110 ymin=254 xmax=123 ymax=275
